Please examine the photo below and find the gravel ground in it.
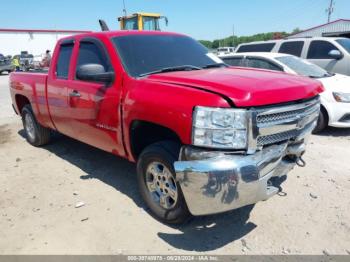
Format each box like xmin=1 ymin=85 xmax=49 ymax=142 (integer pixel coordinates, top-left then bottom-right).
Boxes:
xmin=0 ymin=74 xmax=350 ymax=255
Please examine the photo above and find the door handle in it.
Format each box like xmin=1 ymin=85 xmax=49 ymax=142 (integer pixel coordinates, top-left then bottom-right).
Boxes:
xmin=69 ymin=90 xmax=81 ymax=98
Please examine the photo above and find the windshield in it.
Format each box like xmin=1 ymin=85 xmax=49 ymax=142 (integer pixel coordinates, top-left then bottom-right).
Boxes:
xmin=336 ymin=38 xmax=350 ymax=54
xmin=112 ymin=35 xmax=223 ymax=77
xmin=276 ymin=55 xmax=330 ymax=78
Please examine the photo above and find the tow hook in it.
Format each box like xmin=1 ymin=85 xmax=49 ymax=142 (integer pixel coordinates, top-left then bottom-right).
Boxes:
xmin=285 ymin=143 xmax=306 ymax=167
xmin=296 ymin=156 xmax=306 ymax=167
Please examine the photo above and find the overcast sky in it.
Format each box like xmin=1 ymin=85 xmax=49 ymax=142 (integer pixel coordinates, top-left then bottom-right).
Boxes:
xmin=1 ymin=0 xmax=349 ymax=40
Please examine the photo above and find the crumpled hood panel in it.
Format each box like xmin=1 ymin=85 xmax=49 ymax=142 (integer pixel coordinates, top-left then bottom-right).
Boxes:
xmin=145 ymin=67 xmax=324 ymax=107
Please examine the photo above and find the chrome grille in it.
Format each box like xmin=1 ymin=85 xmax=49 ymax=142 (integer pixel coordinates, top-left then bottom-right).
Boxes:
xmin=256 ymin=100 xmax=320 ymax=126
xmin=257 ymin=122 xmax=314 ymax=146
xmin=253 ymin=97 xmax=320 ymax=148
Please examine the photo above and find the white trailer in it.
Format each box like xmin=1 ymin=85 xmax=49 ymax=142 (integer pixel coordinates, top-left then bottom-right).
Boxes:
xmin=0 ymin=29 xmax=90 ymax=57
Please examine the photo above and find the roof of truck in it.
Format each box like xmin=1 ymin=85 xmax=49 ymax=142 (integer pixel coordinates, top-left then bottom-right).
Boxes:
xmin=60 ymin=30 xmax=186 ymax=41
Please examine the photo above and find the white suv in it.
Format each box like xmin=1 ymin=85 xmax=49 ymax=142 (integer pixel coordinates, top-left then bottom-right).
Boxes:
xmin=235 ymin=37 xmax=350 ymax=76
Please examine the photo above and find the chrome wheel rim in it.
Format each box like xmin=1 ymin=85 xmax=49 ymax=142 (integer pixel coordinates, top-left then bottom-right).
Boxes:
xmin=145 ymin=162 xmax=178 ymax=209
xmin=24 ymin=114 xmax=35 ymax=141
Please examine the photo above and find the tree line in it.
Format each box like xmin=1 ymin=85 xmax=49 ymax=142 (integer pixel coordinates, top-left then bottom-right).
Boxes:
xmin=199 ymin=28 xmax=302 ymax=49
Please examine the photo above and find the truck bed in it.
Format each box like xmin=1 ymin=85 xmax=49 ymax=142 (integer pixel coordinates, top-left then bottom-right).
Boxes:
xmin=9 ymin=71 xmax=51 ymax=127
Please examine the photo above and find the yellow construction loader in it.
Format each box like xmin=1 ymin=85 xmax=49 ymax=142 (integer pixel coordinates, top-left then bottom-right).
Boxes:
xmin=118 ymin=12 xmax=168 ymax=31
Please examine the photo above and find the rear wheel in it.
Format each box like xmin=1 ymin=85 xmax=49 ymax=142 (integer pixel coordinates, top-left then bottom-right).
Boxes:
xmin=313 ymin=108 xmax=328 ymax=134
xmin=137 ymin=141 xmax=191 ymax=224
xmin=22 ymin=105 xmax=51 ymax=146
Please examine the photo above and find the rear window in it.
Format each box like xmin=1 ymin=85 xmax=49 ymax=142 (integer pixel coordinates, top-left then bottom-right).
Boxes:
xmin=56 ymin=43 xmax=74 ymax=79
xmin=278 ymin=41 xmax=304 ymax=57
xmin=236 ymin=43 xmax=276 ymax=53
xmin=222 ymin=57 xmax=244 ymax=66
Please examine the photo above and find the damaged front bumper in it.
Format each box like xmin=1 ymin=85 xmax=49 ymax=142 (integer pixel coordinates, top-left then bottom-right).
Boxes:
xmin=174 ymin=141 xmax=307 ymax=216
xmin=174 ymin=97 xmax=320 ymax=216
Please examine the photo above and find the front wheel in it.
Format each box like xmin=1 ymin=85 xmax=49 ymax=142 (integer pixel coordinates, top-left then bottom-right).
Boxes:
xmin=137 ymin=141 xmax=191 ymax=224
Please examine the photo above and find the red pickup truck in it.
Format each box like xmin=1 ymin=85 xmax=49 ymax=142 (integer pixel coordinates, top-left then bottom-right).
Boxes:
xmin=9 ymin=30 xmax=323 ymax=223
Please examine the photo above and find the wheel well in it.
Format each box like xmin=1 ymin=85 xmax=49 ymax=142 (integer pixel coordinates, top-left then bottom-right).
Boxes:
xmin=15 ymin=95 xmax=30 ymax=115
xmin=320 ymin=105 xmax=329 ymax=125
xmin=130 ymin=120 xmax=182 ymax=160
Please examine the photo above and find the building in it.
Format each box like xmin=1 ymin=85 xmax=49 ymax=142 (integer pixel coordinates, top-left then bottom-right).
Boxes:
xmin=288 ymin=19 xmax=350 ymax=39
xmin=0 ymin=28 xmax=90 ymax=57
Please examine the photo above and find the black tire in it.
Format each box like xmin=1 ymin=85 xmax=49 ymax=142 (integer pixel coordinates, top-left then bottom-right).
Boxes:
xmin=21 ymin=105 xmax=51 ymax=146
xmin=312 ymin=108 xmax=328 ymax=134
xmin=137 ymin=141 xmax=191 ymax=224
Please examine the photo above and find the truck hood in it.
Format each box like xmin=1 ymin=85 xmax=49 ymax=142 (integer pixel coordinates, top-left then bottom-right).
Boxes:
xmin=146 ymin=67 xmax=324 ymax=107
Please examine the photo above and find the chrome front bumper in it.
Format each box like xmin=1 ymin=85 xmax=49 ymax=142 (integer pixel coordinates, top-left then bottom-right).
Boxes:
xmin=174 ymin=142 xmax=305 ymax=216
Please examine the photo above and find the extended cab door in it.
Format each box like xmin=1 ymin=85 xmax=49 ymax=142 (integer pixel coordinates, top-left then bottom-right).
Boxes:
xmin=47 ymin=39 xmax=77 ymax=137
xmin=66 ymin=37 xmax=125 ymax=156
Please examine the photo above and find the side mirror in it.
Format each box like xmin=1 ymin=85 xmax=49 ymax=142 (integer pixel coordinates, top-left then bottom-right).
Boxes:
xmin=76 ymin=64 xmax=115 ymax=84
xmin=161 ymin=16 xmax=168 ymax=26
xmin=328 ymin=50 xmax=343 ymax=60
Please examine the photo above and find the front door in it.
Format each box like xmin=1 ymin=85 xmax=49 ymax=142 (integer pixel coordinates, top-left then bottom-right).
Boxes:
xmin=67 ymin=37 xmax=125 ymax=156
xmin=306 ymin=40 xmax=348 ymax=75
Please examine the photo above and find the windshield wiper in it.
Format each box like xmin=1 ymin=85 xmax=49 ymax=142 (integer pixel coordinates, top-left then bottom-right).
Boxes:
xmin=309 ymin=72 xmax=333 ymax=79
xmin=139 ymin=65 xmax=201 ymax=77
xmin=202 ymin=63 xmax=228 ymax=69
xmin=308 ymin=75 xmax=321 ymax=78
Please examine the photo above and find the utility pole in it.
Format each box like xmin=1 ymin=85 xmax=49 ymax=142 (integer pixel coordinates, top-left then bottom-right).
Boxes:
xmin=326 ymin=0 xmax=335 ymax=23
xmin=122 ymin=0 xmax=127 ymax=17
xmin=232 ymin=24 xmax=235 ymax=47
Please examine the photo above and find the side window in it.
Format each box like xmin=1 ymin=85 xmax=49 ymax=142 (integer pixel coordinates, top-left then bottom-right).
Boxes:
xmin=222 ymin=57 xmax=244 ymax=66
xmin=56 ymin=43 xmax=74 ymax=79
xmin=246 ymin=58 xmax=282 ymax=71
xmin=76 ymin=40 xmax=112 ymax=77
xmin=236 ymin=43 xmax=276 ymax=53
xmin=307 ymin=40 xmax=340 ymax=59
xmin=278 ymin=41 xmax=304 ymax=57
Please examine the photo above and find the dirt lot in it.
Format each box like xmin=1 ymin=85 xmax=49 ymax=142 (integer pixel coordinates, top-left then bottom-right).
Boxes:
xmin=0 ymin=74 xmax=350 ymax=255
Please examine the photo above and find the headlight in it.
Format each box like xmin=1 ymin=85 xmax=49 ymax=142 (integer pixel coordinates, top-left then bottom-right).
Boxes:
xmin=192 ymin=106 xmax=248 ymax=149
xmin=333 ymin=92 xmax=350 ymax=103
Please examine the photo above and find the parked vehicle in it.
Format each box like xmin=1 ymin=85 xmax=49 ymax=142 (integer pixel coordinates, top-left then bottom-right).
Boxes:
xmin=217 ymin=46 xmax=235 ymax=56
xmin=118 ymin=12 xmax=168 ymax=31
xmin=0 ymin=54 xmax=15 ymax=74
xmin=220 ymin=52 xmax=350 ymax=132
xmin=9 ymin=30 xmax=323 ymax=223
xmin=13 ymin=51 xmax=35 ymax=71
xmin=235 ymin=37 xmax=350 ymax=76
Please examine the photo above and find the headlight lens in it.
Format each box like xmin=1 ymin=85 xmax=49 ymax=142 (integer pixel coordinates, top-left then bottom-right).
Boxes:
xmin=192 ymin=107 xmax=248 ymax=149
xmin=333 ymin=92 xmax=350 ymax=103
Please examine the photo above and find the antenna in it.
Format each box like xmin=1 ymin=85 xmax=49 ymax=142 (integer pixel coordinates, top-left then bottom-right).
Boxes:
xmin=122 ymin=0 xmax=127 ymax=16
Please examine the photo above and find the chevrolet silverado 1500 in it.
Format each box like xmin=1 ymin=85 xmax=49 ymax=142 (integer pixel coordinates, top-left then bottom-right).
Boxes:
xmin=9 ymin=31 xmax=323 ymax=223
